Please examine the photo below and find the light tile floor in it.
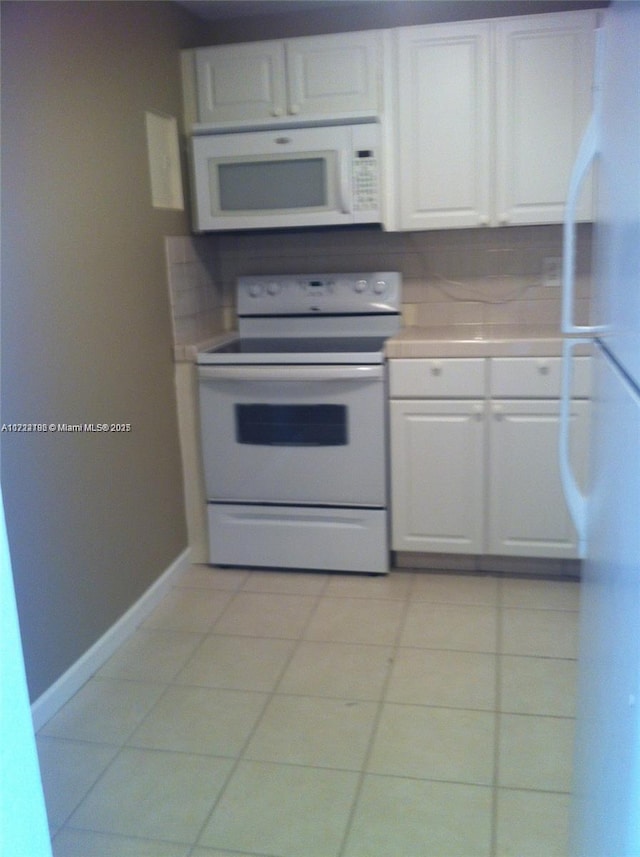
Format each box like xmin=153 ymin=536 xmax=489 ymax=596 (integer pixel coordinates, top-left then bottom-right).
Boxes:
xmin=39 ymin=564 xmax=580 ymax=857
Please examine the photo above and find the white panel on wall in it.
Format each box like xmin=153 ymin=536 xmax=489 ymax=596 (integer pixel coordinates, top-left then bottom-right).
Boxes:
xmin=145 ymin=111 xmax=184 ymax=210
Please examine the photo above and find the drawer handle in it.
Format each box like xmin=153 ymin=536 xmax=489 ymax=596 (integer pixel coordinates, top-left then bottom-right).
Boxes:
xmin=537 ymin=360 xmax=550 ymax=375
xmin=430 ymin=361 xmax=442 ymax=376
xmin=493 ymin=404 xmax=504 ymax=421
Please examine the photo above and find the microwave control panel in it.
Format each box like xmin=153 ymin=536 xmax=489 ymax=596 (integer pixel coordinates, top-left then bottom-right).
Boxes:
xmin=353 ymin=149 xmax=379 ymax=212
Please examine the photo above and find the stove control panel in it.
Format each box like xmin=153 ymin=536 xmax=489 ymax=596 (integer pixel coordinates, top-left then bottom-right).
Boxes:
xmin=238 ymin=272 xmax=401 ymax=316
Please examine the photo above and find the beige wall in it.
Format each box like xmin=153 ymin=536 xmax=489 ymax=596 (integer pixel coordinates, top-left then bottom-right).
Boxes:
xmin=1 ymin=1 xmax=201 ymax=701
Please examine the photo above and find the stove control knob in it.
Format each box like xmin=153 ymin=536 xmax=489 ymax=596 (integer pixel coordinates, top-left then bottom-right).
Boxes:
xmin=267 ymin=281 xmax=282 ymax=296
xmin=373 ymin=279 xmax=388 ymax=295
xmin=248 ymin=283 xmax=264 ymax=298
xmin=354 ymin=278 xmax=368 ymax=293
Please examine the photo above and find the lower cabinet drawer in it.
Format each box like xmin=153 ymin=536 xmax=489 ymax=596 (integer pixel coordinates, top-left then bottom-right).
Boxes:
xmin=490 ymin=356 xmax=591 ymax=398
xmin=389 ymin=358 xmax=486 ymax=397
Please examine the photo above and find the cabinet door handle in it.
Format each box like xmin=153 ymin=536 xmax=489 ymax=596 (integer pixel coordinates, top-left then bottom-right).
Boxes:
xmin=493 ymin=404 xmax=504 ymax=421
xmin=289 ymin=104 xmax=300 ymax=115
xmin=472 ymin=403 xmax=484 ymax=421
xmin=271 ymin=106 xmax=284 ymax=117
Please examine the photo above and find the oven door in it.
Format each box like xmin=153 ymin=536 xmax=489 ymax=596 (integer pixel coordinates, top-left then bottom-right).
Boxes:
xmin=197 ymin=364 xmax=387 ymax=506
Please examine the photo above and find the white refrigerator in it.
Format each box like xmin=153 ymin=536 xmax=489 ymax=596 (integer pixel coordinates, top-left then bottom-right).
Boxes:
xmin=561 ymin=2 xmax=640 ymax=854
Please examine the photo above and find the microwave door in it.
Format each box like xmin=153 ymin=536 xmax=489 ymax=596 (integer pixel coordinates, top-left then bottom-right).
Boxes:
xmin=190 ymin=126 xmax=358 ymax=231
xmin=214 ymin=153 xmax=350 ymax=229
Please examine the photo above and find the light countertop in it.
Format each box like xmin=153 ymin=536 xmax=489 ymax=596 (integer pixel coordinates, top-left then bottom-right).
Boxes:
xmin=173 ymin=332 xmax=238 ymax=364
xmin=385 ymin=325 xmax=591 ymax=358
xmin=175 ymin=325 xmax=591 ymax=363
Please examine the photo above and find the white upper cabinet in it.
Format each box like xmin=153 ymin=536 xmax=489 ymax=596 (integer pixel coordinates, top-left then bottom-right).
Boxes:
xmin=195 ymin=40 xmax=287 ymax=125
xmin=185 ymin=11 xmax=596 ymax=227
xmin=393 ymin=10 xmax=597 ymax=230
xmin=193 ymin=31 xmax=383 ymax=127
xmin=494 ymin=11 xmax=595 ymax=225
xmin=285 ymin=32 xmax=381 ymax=117
xmin=396 ymin=22 xmax=492 ymax=230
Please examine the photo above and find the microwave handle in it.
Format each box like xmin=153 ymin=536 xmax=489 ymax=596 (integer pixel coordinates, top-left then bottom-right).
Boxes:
xmin=338 ymin=153 xmax=351 ymax=215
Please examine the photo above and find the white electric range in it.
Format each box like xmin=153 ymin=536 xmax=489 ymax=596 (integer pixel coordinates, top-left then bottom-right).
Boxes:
xmin=197 ymin=272 xmax=402 ymax=574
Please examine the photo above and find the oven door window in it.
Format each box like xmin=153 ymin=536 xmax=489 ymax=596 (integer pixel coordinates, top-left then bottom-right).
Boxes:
xmin=236 ymin=404 xmax=347 ymax=446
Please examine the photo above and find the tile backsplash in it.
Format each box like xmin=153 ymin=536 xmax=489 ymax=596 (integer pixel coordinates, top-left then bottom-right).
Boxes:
xmin=165 ymin=235 xmax=228 ymax=347
xmin=166 ymin=224 xmax=593 ymax=347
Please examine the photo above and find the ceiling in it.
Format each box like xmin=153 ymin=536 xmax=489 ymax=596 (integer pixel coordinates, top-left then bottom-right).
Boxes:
xmin=177 ymin=0 xmax=607 ymax=26
xmin=176 ymin=1 xmax=352 ymax=21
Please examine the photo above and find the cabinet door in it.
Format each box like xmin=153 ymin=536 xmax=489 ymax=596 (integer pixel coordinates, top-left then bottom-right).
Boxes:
xmin=390 ymin=399 xmax=485 ymax=553
xmin=495 ymin=11 xmax=596 ymax=225
xmin=487 ymin=399 xmax=590 ymax=558
xmin=195 ymin=42 xmax=287 ymax=124
xmin=396 ymin=22 xmax=492 ymax=230
xmin=285 ymin=31 xmax=381 ymax=117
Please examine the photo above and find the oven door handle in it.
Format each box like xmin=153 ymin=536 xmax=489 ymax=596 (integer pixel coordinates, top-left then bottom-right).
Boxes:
xmin=197 ymin=365 xmax=384 ymax=383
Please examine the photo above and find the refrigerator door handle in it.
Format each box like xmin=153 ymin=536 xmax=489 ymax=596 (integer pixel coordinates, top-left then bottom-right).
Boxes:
xmin=559 ymin=338 xmax=590 ymax=558
xmin=562 ymin=26 xmax=606 ymax=336
xmin=562 ymin=114 xmax=604 ymax=335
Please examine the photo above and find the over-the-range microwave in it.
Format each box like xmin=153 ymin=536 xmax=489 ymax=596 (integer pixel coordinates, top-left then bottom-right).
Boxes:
xmin=189 ymin=121 xmax=382 ymax=232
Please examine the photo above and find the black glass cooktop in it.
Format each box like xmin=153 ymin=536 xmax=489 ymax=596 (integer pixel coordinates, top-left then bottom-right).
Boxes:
xmin=207 ymin=336 xmax=388 ymax=355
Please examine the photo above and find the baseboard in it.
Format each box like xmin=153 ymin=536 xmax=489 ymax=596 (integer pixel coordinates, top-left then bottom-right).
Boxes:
xmin=393 ymin=551 xmax=581 ymax=579
xmin=31 ymin=547 xmax=192 ymax=731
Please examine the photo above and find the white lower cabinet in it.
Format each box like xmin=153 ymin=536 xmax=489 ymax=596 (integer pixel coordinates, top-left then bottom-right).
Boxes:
xmin=487 ymin=398 xmax=590 ymax=557
xmin=390 ymin=399 xmax=485 ymax=553
xmin=389 ymin=355 xmax=591 ymax=560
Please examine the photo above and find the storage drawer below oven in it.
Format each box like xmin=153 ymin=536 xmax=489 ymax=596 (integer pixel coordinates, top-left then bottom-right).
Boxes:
xmin=207 ymin=503 xmax=388 ymax=574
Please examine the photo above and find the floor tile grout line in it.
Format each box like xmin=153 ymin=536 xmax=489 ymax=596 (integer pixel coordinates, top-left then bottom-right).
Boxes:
xmin=48 ymin=571 xmax=314 ymax=850
xmin=491 ymin=575 xmax=507 ymax=857
xmin=185 ymin=842 xmax=279 ymax=857
xmin=53 ymin=823 xmax=197 ymax=853
xmin=40 ymin=621 xmax=213 ymax=838
xmin=336 ymin=575 xmax=415 ymax=857
xmin=173 ymin=568 xmax=503 ymax=854
xmin=45 ymin=740 xmax=125 ymax=836
xmin=187 ymin=577 xmax=330 ymax=853
xmin=42 ymin=567 xmax=580 ymax=855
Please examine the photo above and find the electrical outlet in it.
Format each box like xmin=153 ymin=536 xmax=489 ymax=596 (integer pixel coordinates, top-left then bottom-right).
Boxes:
xmin=542 ymin=256 xmax=562 ymax=288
